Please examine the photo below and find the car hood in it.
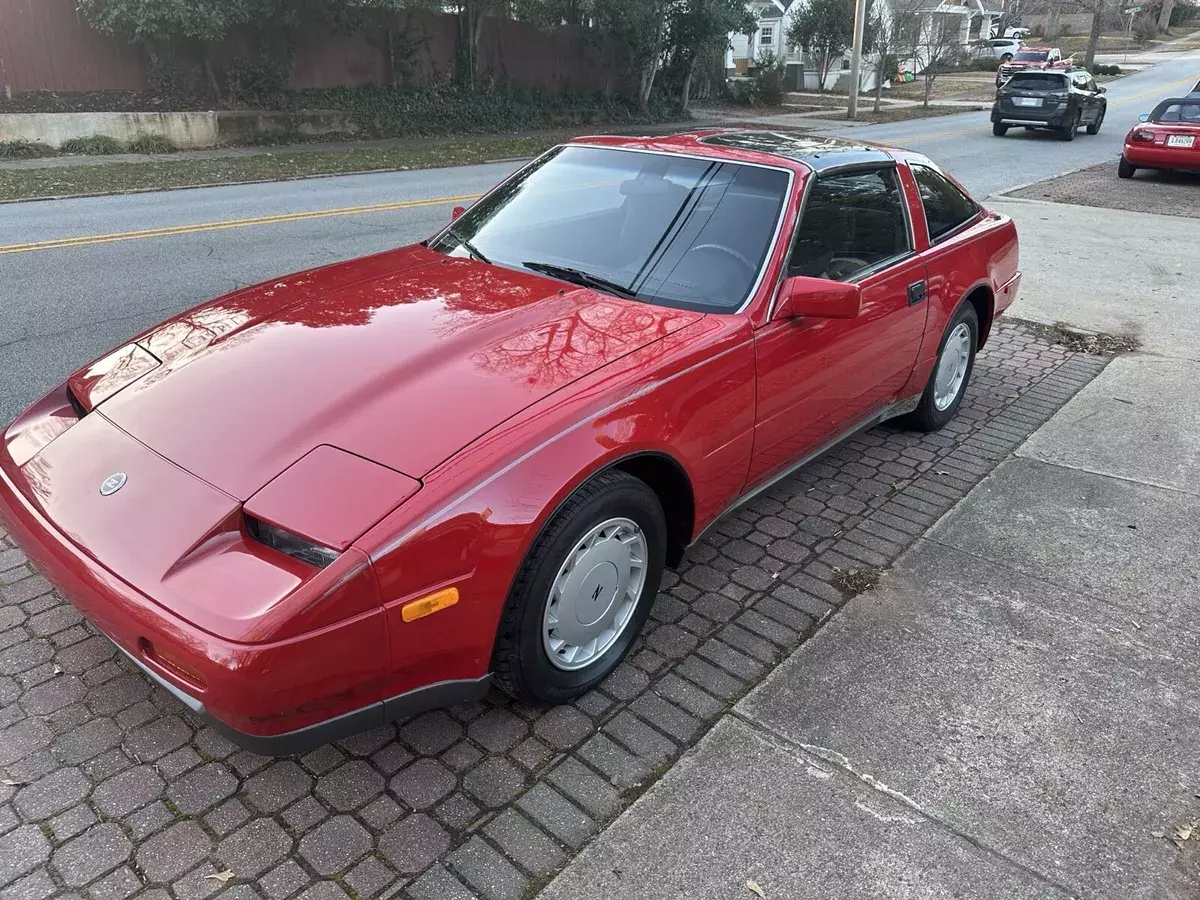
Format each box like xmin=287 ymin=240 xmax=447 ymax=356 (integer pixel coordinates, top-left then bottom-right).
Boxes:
xmin=100 ymin=247 xmax=703 ymax=499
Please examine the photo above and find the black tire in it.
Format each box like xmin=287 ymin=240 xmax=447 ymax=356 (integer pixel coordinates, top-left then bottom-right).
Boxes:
xmin=1118 ymin=156 xmax=1136 ymax=179
xmin=1059 ymin=111 xmax=1080 ymax=141
xmin=491 ymin=469 xmax=667 ymax=705
xmin=1000 ymin=53 xmax=1013 ymax=63
xmin=1086 ymin=107 xmax=1105 ymax=135
xmin=992 ymin=122 xmax=1009 ymax=136
xmin=904 ymin=302 xmax=980 ymax=432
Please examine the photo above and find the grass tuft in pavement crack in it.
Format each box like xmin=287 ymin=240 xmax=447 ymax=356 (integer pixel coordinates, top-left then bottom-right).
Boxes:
xmin=831 ymin=566 xmax=883 ymax=598
xmin=0 ymin=136 xmax=562 ymax=202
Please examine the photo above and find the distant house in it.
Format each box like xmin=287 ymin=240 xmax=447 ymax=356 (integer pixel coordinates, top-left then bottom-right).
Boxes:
xmin=726 ymin=0 xmax=1003 ymax=93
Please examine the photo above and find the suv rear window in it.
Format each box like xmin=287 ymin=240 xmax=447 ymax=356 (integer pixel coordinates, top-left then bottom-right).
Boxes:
xmin=1005 ymin=73 xmax=1067 ymax=90
xmin=1013 ymin=50 xmax=1049 ymax=62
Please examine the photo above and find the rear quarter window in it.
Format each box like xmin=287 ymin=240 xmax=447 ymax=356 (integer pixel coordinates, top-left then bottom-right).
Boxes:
xmin=910 ymin=165 xmax=980 ymax=243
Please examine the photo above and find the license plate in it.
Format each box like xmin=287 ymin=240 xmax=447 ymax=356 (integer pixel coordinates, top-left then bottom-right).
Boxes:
xmin=1014 ymin=97 xmax=1043 ymax=107
xmin=1167 ymin=135 xmax=1196 ymax=148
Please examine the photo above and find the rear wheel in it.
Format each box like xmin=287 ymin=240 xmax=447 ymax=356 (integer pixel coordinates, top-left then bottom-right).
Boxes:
xmin=904 ymin=302 xmax=980 ymax=432
xmin=1118 ymin=157 xmax=1136 ymax=179
xmin=1059 ymin=110 xmax=1080 ymax=141
xmin=491 ymin=469 xmax=667 ymax=704
xmin=992 ymin=122 xmax=1009 ymax=136
xmin=1086 ymin=107 xmax=1105 ymax=135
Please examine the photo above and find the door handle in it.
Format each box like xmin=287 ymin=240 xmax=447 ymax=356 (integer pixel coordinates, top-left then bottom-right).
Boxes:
xmin=908 ymin=281 xmax=927 ymax=306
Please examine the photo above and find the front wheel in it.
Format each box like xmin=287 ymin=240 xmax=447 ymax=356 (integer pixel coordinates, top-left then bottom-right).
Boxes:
xmin=1086 ymin=107 xmax=1105 ymax=135
xmin=904 ymin=302 xmax=979 ymax=432
xmin=491 ymin=469 xmax=666 ymax=705
xmin=993 ymin=122 xmax=1009 ymax=136
xmin=1118 ymin=157 xmax=1136 ymax=179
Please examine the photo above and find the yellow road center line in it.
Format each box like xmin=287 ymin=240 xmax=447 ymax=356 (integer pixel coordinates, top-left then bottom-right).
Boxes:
xmin=0 ymin=193 xmax=482 ymax=256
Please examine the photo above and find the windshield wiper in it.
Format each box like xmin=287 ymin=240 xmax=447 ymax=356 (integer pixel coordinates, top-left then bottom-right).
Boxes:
xmin=447 ymin=229 xmax=491 ymax=265
xmin=521 ymin=261 xmax=639 ymax=300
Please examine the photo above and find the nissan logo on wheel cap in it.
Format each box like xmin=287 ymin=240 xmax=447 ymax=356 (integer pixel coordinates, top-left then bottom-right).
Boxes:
xmin=99 ymin=473 xmax=127 ymax=496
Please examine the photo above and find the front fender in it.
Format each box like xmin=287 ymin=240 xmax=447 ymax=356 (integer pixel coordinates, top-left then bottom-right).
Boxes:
xmin=356 ymin=314 xmax=756 ymax=697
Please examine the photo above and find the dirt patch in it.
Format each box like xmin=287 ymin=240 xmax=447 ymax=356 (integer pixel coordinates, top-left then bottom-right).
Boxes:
xmin=831 ymin=566 xmax=883 ymax=597
xmin=1004 ymin=160 xmax=1200 ymax=219
xmin=1012 ymin=318 xmax=1141 ymax=355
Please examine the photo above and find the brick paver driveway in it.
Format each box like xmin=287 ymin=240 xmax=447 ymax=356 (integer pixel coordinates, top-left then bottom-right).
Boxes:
xmin=0 ymin=322 xmax=1106 ymax=900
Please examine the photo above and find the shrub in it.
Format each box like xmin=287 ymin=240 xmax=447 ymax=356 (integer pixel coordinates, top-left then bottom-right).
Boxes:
xmin=125 ymin=131 xmax=177 ymax=154
xmin=1134 ymin=15 xmax=1158 ymax=43
xmin=0 ymin=139 xmax=58 ymax=159
xmin=971 ymin=58 xmax=1001 ymax=71
xmin=298 ymin=80 xmax=673 ymax=139
xmin=1089 ymin=63 xmax=1122 ymax=76
xmin=59 ymin=134 xmax=125 ymax=155
xmin=753 ymin=50 xmax=788 ymax=107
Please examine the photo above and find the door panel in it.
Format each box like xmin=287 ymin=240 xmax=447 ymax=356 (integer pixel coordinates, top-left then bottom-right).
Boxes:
xmin=749 ymin=256 xmax=928 ymax=486
xmin=748 ymin=166 xmax=929 ymax=488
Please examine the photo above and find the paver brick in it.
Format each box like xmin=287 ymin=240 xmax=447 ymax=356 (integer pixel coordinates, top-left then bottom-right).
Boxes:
xmin=298 ymin=815 xmax=371 ymax=876
xmin=136 ymin=821 xmax=212 ymax=883
xmin=484 ymin=809 xmax=566 ymax=875
xmin=449 ymin=836 xmax=528 ymax=900
xmin=603 ymin=711 xmax=676 ymax=766
xmin=216 ymin=818 xmax=292 ymax=879
xmin=545 ymin=756 xmax=622 ymax=820
xmin=391 ymin=758 xmax=455 ymax=810
xmin=13 ymin=767 xmax=90 ymax=820
xmin=166 ymin=762 xmax=238 ymax=815
xmin=47 ymin=804 xmax=96 ymax=842
xmin=51 ymin=822 xmax=131 ymax=888
xmin=516 ymin=784 xmax=596 ymax=850
xmin=244 ymin=760 xmax=312 ymax=813
xmin=462 ymin=757 xmax=526 ymax=808
xmin=467 ymin=708 xmax=528 ymax=752
xmin=577 ymin=734 xmax=652 ymax=789
xmin=533 ymin=705 xmax=593 ymax=750
xmin=0 ymin=825 xmax=51 ymax=888
xmin=314 ymin=759 xmax=384 ymax=812
xmin=92 ymin=765 xmax=165 ymax=817
xmin=378 ymin=814 xmax=450 ymax=874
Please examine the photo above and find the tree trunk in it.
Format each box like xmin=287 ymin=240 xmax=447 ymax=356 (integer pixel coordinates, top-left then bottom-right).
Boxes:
xmin=924 ymin=73 xmax=933 ymax=106
xmin=1158 ymin=0 xmax=1175 ymax=31
xmin=203 ymin=50 xmax=220 ymax=99
xmin=680 ymin=53 xmax=698 ymax=113
xmin=1046 ymin=0 xmax=1062 ymax=40
xmin=1083 ymin=4 xmax=1104 ymax=68
xmin=472 ymin=4 xmax=487 ymax=79
xmin=874 ymin=54 xmax=884 ymax=111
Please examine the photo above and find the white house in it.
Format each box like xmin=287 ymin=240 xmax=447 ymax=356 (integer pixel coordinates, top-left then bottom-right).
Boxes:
xmin=726 ymin=0 xmax=1004 ymax=93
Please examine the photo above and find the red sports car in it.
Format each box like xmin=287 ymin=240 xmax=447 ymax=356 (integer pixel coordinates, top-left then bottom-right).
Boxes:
xmin=1119 ymin=96 xmax=1200 ymax=178
xmin=0 ymin=131 xmax=1020 ymax=754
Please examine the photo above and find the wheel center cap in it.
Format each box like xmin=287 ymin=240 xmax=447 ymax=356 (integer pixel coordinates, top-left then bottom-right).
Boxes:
xmin=575 ymin=562 xmax=619 ymax=627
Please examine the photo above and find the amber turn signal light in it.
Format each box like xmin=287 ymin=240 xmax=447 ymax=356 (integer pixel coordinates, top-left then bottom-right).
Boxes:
xmin=401 ymin=587 xmax=460 ymax=623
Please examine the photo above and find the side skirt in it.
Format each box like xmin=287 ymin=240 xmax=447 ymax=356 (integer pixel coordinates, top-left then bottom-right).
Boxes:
xmin=690 ymin=394 xmax=922 ymax=547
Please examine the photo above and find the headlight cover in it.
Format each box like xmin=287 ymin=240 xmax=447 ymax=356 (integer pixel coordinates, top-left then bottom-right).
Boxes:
xmin=246 ymin=516 xmax=340 ymax=568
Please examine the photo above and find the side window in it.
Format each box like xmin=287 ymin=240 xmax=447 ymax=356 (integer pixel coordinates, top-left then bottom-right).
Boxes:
xmin=909 ymin=164 xmax=980 ymax=243
xmin=788 ymin=168 xmax=912 ymax=282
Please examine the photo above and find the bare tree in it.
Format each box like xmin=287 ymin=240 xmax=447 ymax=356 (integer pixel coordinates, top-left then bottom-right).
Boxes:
xmin=889 ymin=0 xmax=961 ymax=107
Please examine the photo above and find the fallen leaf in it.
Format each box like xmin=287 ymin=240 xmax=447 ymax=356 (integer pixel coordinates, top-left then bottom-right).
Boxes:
xmin=1 ymin=779 xmax=22 ymax=786
xmin=1151 ymin=829 xmax=1166 ymax=838
xmin=747 ymin=879 xmax=766 ymax=898
xmin=53 ymin=665 xmax=63 ymax=675
xmin=1174 ymin=822 xmax=1195 ymax=841
xmin=205 ymin=872 xmax=235 ymax=884
xmin=936 ymin=470 xmax=950 ymax=476
xmin=1133 ymin=621 xmax=1142 ymax=630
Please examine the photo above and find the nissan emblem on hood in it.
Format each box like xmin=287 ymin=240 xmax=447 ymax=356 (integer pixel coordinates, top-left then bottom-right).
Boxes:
xmin=99 ymin=473 xmax=127 ymax=496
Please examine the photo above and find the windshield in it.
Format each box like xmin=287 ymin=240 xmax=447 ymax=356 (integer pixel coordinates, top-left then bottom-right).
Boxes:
xmin=1150 ymin=100 xmax=1200 ymax=123
xmin=1006 ymin=73 xmax=1067 ymax=90
xmin=428 ymin=145 xmax=790 ymax=313
xmin=1012 ymin=50 xmax=1049 ymax=62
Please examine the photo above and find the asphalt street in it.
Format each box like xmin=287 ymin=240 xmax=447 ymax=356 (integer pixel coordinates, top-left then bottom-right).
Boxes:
xmin=1 ymin=51 xmax=1196 ymax=423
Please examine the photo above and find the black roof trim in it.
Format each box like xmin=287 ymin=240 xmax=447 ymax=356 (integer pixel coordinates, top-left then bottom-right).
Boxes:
xmin=699 ymin=131 xmax=893 ymax=172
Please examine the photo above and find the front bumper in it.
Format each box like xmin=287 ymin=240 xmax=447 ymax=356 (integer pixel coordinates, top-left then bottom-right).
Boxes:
xmin=0 ymin=444 xmax=485 ymax=755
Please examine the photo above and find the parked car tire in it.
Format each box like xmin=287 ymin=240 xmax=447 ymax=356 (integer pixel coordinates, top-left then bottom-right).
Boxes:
xmin=905 ymin=302 xmax=980 ymax=432
xmin=1060 ymin=111 xmax=1080 ymax=141
xmin=1086 ymin=108 xmax=1105 ymax=135
xmin=491 ymin=469 xmax=667 ymax=704
xmin=1118 ymin=157 xmax=1136 ymax=178
xmin=992 ymin=122 xmax=1009 ymax=136
xmin=1000 ymin=53 xmax=1014 ymax=62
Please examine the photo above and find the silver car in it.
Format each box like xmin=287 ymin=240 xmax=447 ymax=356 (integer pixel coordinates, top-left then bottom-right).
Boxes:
xmin=971 ymin=37 xmax=1024 ymax=62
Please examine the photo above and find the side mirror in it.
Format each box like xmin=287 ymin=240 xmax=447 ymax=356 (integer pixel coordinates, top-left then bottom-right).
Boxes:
xmin=1097 ymin=86 xmax=1106 ymax=94
xmin=1139 ymin=113 xmax=1150 ymax=122
xmin=775 ymin=275 xmax=863 ymax=320
xmin=451 ymin=206 xmax=466 ymax=221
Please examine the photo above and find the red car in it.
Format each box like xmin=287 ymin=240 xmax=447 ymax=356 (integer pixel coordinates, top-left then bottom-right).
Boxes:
xmin=1119 ymin=96 xmax=1200 ymax=178
xmin=996 ymin=46 xmax=1065 ymax=87
xmin=0 ymin=131 xmax=1020 ymax=754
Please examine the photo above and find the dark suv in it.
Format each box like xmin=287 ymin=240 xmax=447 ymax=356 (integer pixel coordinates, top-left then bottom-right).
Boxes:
xmin=991 ymin=68 xmax=1107 ymax=141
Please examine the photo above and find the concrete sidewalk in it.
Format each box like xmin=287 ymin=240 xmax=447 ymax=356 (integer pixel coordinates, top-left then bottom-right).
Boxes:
xmin=539 ymin=202 xmax=1200 ymax=898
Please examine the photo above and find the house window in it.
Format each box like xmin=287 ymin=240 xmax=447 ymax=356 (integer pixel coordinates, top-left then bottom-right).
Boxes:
xmin=760 ymin=25 xmax=774 ymax=45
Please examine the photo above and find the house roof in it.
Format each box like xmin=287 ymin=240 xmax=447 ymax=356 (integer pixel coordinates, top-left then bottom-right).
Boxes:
xmin=971 ymin=0 xmax=1005 ymax=14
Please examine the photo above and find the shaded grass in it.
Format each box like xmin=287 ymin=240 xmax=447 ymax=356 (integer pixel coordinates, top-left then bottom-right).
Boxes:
xmin=0 ymin=136 xmax=560 ymax=202
xmin=59 ymin=134 xmax=125 ymax=155
xmin=0 ymin=140 xmax=59 ymax=160
xmin=125 ymin=132 xmax=178 ymax=154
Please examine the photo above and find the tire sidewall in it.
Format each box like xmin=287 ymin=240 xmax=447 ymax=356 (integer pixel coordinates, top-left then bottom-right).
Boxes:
xmin=514 ymin=480 xmax=666 ymax=703
xmin=921 ymin=303 xmax=979 ymax=429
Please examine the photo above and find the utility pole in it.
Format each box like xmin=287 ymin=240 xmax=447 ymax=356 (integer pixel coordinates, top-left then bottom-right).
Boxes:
xmin=848 ymin=0 xmax=868 ymax=119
